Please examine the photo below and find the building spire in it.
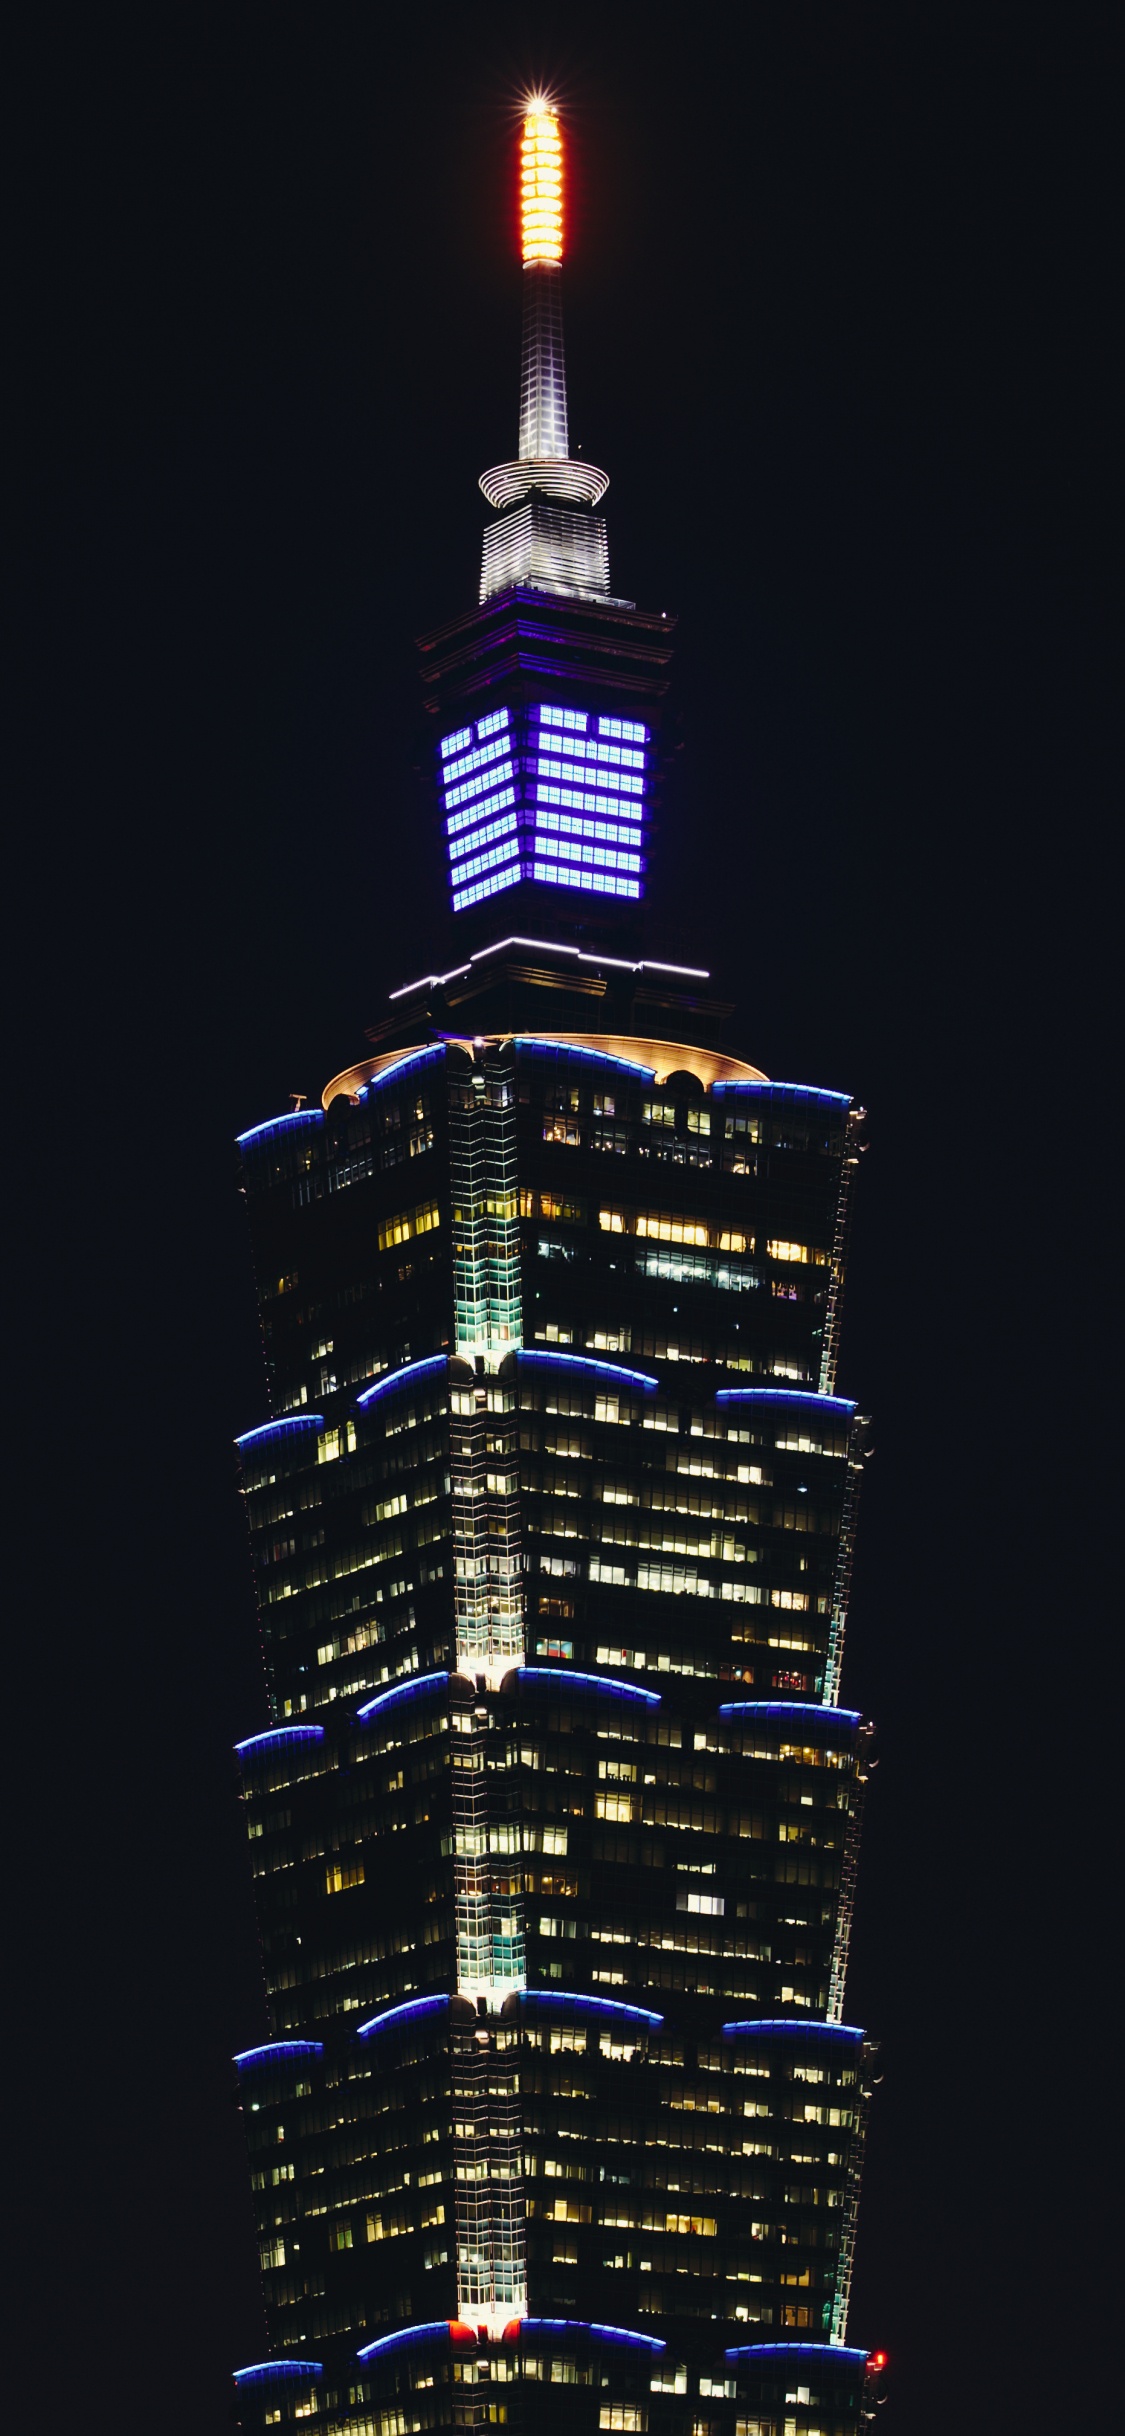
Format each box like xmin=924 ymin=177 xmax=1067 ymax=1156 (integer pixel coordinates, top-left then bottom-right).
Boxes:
xmin=479 ymin=99 xmax=612 ymax=596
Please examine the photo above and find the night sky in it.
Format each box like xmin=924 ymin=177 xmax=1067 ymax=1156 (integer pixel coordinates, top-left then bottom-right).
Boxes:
xmin=13 ymin=6 xmax=1111 ymax=2429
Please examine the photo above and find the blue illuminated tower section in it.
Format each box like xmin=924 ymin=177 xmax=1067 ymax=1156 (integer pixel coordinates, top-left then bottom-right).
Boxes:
xmin=439 ymin=705 xmax=649 ymax=911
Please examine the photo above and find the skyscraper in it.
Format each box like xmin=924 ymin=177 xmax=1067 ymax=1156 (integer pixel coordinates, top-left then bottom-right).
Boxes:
xmin=228 ymin=99 xmax=885 ymax=2436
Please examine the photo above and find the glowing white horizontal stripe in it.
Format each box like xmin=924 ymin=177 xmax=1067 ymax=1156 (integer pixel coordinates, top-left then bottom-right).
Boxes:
xmin=537 ymin=783 xmax=643 ymax=820
xmin=536 ymin=733 xmax=645 ymax=772
xmin=390 ymin=942 xmax=708 ymax=998
xmin=533 ymin=861 xmax=640 ymax=900
xmin=442 ymin=735 xmax=513 ymax=787
xmin=454 ymin=840 xmax=522 ymax=883
xmin=599 ymin=716 xmax=647 ymax=743
xmin=452 ymin=865 xmax=522 ymax=911
xmin=538 ymin=757 xmax=643 ymax=795
xmin=449 ymin=810 xmax=519 ymax=862
xmin=440 ymin=764 xmax=516 ymax=813
xmin=539 ymin=705 xmax=589 ymax=734
xmin=446 ymin=786 xmax=516 ymax=839
xmin=479 ymin=460 xmax=609 ymax=510
xmin=532 ymin=835 xmax=641 ymax=874
xmin=536 ymin=809 xmax=642 ymax=850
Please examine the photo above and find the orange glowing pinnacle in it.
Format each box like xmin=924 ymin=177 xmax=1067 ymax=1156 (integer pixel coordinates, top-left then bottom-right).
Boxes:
xmin=520 ymin=99 xmax=564 ymax=265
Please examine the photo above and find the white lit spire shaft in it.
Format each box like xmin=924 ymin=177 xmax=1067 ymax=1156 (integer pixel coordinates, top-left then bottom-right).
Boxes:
xmin=519 ymin=263 xmax=569 ymax=461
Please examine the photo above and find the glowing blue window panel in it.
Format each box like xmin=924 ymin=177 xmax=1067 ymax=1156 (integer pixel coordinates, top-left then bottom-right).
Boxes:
xmin=235 ymin=1415 xmax=325 ymax=1450
xmin=234 ymin=1725 xmax=325 ymax=1758
xmin=721 ymin=2018 xmax=865 ymax=2041
xmin=357 ymin=2323 xmax=453 ymax=2363
xmin=440 ymin=725 xmax=472 ymax=760
xmin=356 ymin=1354 xmax=447 ymax=1408
xmin=715 ymin=1389 xmax=857 ymax=1415
xmin=521 ymin=2320 xmax=665 ymax=2353
xmin=451 ymin=839 xmax=524 ymax=884
xmin=724 ymin=2345 xmax=870 ymax=2367
xmin=447 ymin=789 xmax=517 ymax=839
xmin=538 ymin=760 xmax=644 ymax=794
xmin=516 ymin=1348 xmax=658 ymax=1388
xmin=443 ymin=738 xmax=512 ymax=783
xmin=532 ymin=836 xmax=641 ymax=877
xmin=453 ymin=865 xmax=522 ymax=911
xmin=520 ymin=1991 xmax=664 ymax=2029
xmin=234 ymin=2362 xmax=324 ymax=2384
xmin=236 ymin=1109 xmax=325 ymax=1148
xmin=517 ymin=1667 xmax=660 ymax=1708
xmin=537 ymin=791 xmax=643 ymax=827
xmin=710 ymin=1080 xmax=852 ymax=1109
xmin=233 ymin=2040 xmax=324 ymax=2069
xmin=536 ymin=814 xmax=642 ymax=854
xmin=514 ymin=1041 xmax=656 ymax=1080
xmin=362 ymin=1045 xmax=445 ymax=1097
xmin=356 ymin=1994 xmax=449 ymax=2040
xmin=356 ymin=1669 xmax=449 ymax=1722
xmin=532 ymin=861 xmax=640 ymax=899
xmin=537 ymin=704 xmax=589 ymax=733
xmin=443 ymin=760 xmax=517 ymax=810
xmin=477 ymin=707 xmax=511 ymax=739
xmin=719 ymin=1701 xmax=863 ymax=1727
xmin=599 ymin=715 xmax=648 ymax=743
xmin=449 ymin=812 xmax=519 ymax=862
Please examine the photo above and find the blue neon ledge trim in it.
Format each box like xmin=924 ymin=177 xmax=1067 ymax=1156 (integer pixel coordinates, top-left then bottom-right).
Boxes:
xmin=517 ymin=1667 xmax=660 ymax=1708
xmin=718 ymin=1701 xmax=862 ymax=1727
xmin=234 ymin=1726 xmax=325 ymax=1758
xmin=361 ymin=1045 xmax=446 ymax=1095
xmin=521 ymin=1991 xmax=663 ymax=2029
xmin=714 ymin=1389 xmax=856 ymax=1414
xmin=521 ymin=2321 xmax=665 ymax=2354
xmin=357 ymin=1994 xmax=449 ymax=2041
xmin=514 ymin=1038 xmax=657 ymax=1080
xmin=724 ymin=2343 xmax=869 ymax=2366
xmin=517 ymin=1350 xmax=658 ymax=1391
xmin=357 ymin=1354 xmax=447 ymax=1408
xmin=233 ymin=2361 xmax=323 ymax=2384
xmin=709 ymin=1082 xmax=851 ymax=1107
xmin=721 ymin=2018 xmax=865 ymax=2041
xmin=233 ymin=2040 xmax=324 ymax=2070
xmin=236 ymin=1110 xmax=325 ymax=1147
xmin=235 ymin=1415 xmax=325 ymax=1449
xmin=357 ymin=2322 xmax=452 ymax=2362
xmin=357 ymin=1671 xmax=450 ymax=1723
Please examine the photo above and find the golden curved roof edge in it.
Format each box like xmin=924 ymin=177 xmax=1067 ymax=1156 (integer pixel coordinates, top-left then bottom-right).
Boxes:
xmin=322 ymin=1033 xmax=767 ymax=1110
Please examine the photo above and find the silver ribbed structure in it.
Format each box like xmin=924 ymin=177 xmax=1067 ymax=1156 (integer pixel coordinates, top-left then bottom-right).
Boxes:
xmin=519 ymin=261 xmax=568 ymax=461
xmin=480 ymin=253 xmax=617 ymax=602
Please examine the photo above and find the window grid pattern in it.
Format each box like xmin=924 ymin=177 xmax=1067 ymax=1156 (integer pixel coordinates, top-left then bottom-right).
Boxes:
xmin=438 ymin=703 xmax=650 ymax=910
xmin=231 ymin=1036 xmax=875 ymax=2423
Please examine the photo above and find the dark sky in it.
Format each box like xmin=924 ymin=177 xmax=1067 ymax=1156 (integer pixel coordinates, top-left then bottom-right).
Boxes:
xmin=12 ymin=5 xmax=1112 ymax=2429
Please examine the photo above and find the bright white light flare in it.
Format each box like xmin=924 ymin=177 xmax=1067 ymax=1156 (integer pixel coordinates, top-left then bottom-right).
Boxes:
xmin=521 ymin=100 xmax=563 ymax=264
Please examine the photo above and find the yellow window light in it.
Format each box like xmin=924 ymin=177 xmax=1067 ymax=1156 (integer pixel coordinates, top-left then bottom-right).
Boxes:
xmin=521 ymin=100 xmax=564 ymax=264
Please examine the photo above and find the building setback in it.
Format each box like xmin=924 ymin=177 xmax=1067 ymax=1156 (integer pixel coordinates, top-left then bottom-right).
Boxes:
xmin=229 ymin=99 xmax=886 ymax=2436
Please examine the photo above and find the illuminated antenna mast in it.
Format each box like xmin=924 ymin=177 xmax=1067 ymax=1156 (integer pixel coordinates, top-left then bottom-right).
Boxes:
xmin=518 ymin=100 xmax=568 ymax=462
xmin=479 ymin=99 xmax=623 ymax=607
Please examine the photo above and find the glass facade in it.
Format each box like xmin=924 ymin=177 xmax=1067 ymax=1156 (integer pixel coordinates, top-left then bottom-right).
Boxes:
xmin=230 ymin=1032 xmax=881 ymax=2429
xmin=227 ymin=100 xmax=883 ymax=2436
xmin=439 ymin=706 xmax=650 ymax=911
